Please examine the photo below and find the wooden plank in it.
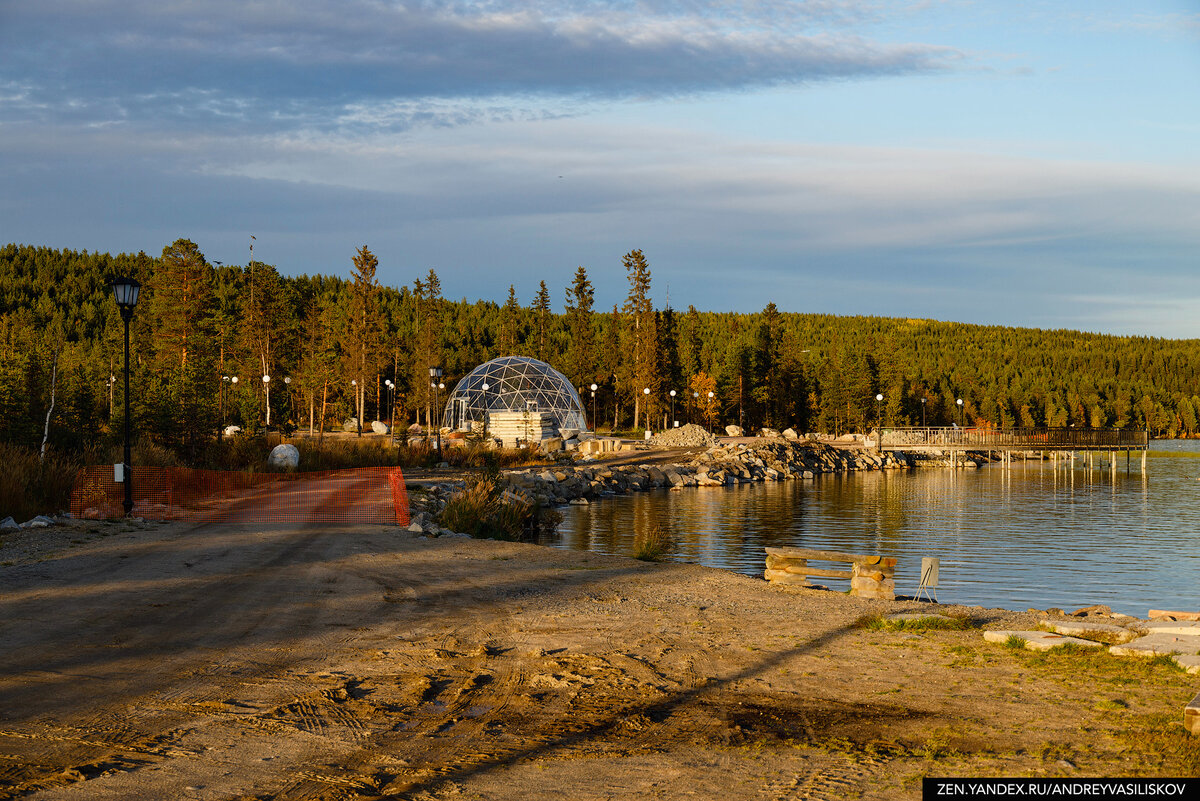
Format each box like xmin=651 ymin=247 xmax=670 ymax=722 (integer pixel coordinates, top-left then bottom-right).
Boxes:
xmin=785 ymin=565 xmax=853 ymax=579
xmin=763 ymin=568 xmax=813 ymax=586
xmin=765 ymin=546 xmax=874 ymax=564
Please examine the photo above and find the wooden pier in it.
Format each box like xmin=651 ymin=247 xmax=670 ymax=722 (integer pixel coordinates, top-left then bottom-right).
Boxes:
xmin=879 ymin=427 xmax=1150 ymax=472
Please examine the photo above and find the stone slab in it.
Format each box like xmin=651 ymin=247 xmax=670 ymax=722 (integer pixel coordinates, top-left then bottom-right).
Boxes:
xmin=1172 ymin=654 xmax=1200 ymax=675
xmin=1186 ymin=692 xmax=1200 ymax=736
xmin=983 ymin=630 xmax=1104 ymax=652
xmin=1150 ymin=609 xmax=1200 ymax=622
xmin=1141 ymin=621 xmax=1200 ymax=637
xmin=1109 ymin=633 xmax=1200 ymax=658
xmin=1040 ymin=619 xmax=1139 ymax=644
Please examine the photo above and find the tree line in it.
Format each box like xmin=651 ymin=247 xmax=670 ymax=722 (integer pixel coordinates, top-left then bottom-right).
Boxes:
xmin=3 ymin=241 xmax=1198 ymax=461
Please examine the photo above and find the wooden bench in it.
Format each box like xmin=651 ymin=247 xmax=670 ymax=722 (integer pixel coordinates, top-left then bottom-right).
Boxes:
xmin=764 ymin=547 xmax=897 ymax=600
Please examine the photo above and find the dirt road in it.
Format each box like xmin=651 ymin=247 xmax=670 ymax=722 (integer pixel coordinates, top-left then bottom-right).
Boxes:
xmin=1 ymin=513 xmax=1196 ymax=800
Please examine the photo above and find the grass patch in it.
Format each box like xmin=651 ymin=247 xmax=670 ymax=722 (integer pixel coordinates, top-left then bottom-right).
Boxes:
xmin=1146 ymin=450 xmax=1200 ymax=459
xmin=1004 ymin=634 xmax=1028 ymax=650
xmin=1112 ymin=711 xmax=1200 ymax=776
xmin=857 ymin=613 xmax=971 ymax=633
xmin=1093 ymin=698 xmax=1129 ymax=712
xmin=632 ymin=524 xmax=675 ymax=562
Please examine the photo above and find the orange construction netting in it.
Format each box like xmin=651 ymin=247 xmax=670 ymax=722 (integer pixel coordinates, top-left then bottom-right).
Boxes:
xmin=69 ymin=466 xmax=410 ymax=526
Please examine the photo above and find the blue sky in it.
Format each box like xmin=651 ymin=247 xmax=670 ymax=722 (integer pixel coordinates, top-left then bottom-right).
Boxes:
xmin=2 ymin=0 xmax=1198 ymax=335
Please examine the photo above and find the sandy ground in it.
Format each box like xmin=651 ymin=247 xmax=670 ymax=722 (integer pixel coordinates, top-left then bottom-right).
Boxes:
xmin=1 ymin=510 xmax=1197 ymax=800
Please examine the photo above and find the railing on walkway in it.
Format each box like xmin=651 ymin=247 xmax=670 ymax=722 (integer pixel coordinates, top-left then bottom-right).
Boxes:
xmin=880 ymin=427 xmax=1149 ymax=452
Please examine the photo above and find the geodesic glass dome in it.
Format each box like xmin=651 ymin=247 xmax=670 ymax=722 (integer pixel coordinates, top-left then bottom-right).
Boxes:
xmin=442 ymin=356 xmax=588 ymax=434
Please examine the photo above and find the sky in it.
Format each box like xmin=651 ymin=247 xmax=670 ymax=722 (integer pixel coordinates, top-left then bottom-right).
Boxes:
xmin=1 ymin=0 xmax=1198 ymax=336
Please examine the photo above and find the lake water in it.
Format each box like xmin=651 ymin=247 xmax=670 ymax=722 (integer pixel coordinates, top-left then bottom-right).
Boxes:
xmin=548 ymin=440 xmax=1200 ymax=617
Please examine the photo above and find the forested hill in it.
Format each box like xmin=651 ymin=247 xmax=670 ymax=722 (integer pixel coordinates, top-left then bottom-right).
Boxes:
xmin=2 ymin=242 xmax=1197 ymax=457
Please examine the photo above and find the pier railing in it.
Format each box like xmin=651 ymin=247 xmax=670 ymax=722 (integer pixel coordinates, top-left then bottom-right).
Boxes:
xmin=880 ymin=427 xmax=1149 ymax=452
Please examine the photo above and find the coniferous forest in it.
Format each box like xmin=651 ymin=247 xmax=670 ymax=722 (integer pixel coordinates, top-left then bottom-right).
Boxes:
xmin=4 ymin=241 xmax=1199 ymax=464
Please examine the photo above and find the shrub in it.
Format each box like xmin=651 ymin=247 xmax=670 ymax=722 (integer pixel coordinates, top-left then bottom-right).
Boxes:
xmin=0 ymin=444 xmax=83 ymax=521
xmin=633 ymin=524 xmax=675 ymax=562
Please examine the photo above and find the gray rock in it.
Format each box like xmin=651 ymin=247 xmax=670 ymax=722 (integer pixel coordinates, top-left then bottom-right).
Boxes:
xmin=223 ymin=425 xmax=242 ymax=437
xmin=371 ymin=420 xmax=390 ymax=435
xmin=725 ymin=425 xmax=744 ymax=437
xmin=343 ymin=418 xmax=360 ymax=432
xmin=267 ymin=444 xmax=300 ymax=470
xmin=0 ymin=516 xmax=19 ymax=530
xmin=782 ymin=428 xmax=799 ymax=440
xmin=759 ymin=427 xmax=782 ymax=438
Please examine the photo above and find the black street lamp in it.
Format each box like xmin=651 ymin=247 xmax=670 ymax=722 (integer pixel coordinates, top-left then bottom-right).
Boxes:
xmin=111 ymin=276 xmax=140 ymax=517
xmin=429 ymin=366 xmax=443 ymax=459
xmin=691 ymin=391 xmax=698 ymax=425
xmin=921 ymin=397 xmax=927 ymax=427
xmin=669 ymin=389 xmax=677 ymax=428
xmin=589 ymin=383 xmax=598 ymax=432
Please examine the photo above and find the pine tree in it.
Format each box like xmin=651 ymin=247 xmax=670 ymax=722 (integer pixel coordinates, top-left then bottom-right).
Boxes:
xmin=622 ymin=249 xmax=658 ymax=429
xmin=564 ymin=266 xmax=596 ymax=387
xmin=533 ymin=280 xmax=550 ymax=361
xmin=498 ymin=285 xmax=520 ymax=356
xmin=347 ymin=246 xmax=381 ymax=433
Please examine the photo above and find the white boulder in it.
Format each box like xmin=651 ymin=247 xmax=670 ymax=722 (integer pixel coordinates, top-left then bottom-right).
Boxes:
xmin=268 ymin=443 xmax=300 ymax=470
xmin=725 ymin=425 xmax=744 ymax=437
xmin=371 ymin=420 xmax=390 ymax=435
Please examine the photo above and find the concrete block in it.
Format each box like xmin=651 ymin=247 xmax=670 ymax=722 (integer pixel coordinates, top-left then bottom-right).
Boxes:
xmin=1041 ymin=619 xmax=1139 ymax=644
xmin=1142 ymin=621 xmax=1200 ymax=637
xmin=1186 ymin=692 xmax=1200 ymax=736
xmin=983 ymin=630 xmax=1104 ymax=652
xmin=1109 ymin=633 xmax=1200 ymax=658
xmin=1172 ymin=654 xmax=1200 ymax=675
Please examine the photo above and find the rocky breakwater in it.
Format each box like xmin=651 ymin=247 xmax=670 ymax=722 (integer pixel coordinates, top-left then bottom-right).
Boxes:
xmin=499 ymin=440 xmax=919 ymax=510
xmin=406 ymin=440 xmax=969 ymax=537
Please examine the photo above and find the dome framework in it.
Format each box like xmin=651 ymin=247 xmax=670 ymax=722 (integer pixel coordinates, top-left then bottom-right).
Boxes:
xmin=442 ymin=356 xmax=588 ymax=434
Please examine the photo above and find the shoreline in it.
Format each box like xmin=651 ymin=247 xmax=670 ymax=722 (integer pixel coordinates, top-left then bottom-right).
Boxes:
xmin=1 ymin=517 xmax=1196 ymax=797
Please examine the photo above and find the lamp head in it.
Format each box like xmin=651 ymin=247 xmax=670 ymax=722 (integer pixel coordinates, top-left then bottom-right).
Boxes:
xmin=110 ymin=276 xmax=141 ymax=318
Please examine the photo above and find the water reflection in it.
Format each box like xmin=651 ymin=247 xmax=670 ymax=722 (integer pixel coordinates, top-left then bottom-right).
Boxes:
xmin=549 ymin=443 xmax=1198 ymax=616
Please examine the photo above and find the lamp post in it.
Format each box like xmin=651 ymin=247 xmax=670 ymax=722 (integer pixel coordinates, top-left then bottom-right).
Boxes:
xmin=262 ymin=374 xmax=271 ymax=427
xmin=590 ymin=383 xmax=598 ymax=432
xmin=875 ymin=393 xmax=884 ymax=452
xmin=669 ymin=389 xmax=677 ymax=428
xmin=957 ymin=397 xmax=964 ymax=427
xmin=283 ymin=376 xmax=291 ymax=430
xmin=921 ymin=397 xmax=927 ymax=427
xmin=691 ymin=391 xmax=698 ymax=425
xmin=351 ymin=379 xmax=360 ymax=436
xmin=707 ymin=390 xmax=715 ymax=434
xmin=642 ymin=387 xmax=650 ymax=434
xmin=481 ymin=382 xmax=490 ymax=438
xmin=429 ymin=366 xmax=443 ymax=458
xmin=220 ymin=375 xmax=233 ymax=438
xmin=111 ymin=276 xmax=140 ymax=517
xmin=385 ymin=379 xmax=395 ymax=434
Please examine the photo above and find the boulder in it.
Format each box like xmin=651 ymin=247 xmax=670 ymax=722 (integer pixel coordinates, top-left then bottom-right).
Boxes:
xmin=782 ymin=428 xmax=799 ymax=440
xmin=343 ymin=418 xmax=360 ymax=433
xmin=725 ymin=425 xmax=744 ymax=437
xmin=371 ymin=420 xmax=390 ymax=435
xmin=759 ymin=427 xmax=782 ymax=438
xmin=268 ymin=443 xmax=300 ymax=470
xmin=223 ymin=425 xmax=242 ymax=437
xmin=540 ymin=437 xmax=564 ymax=454
xmin=0 ymin=516 xmax=19 ymax=530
